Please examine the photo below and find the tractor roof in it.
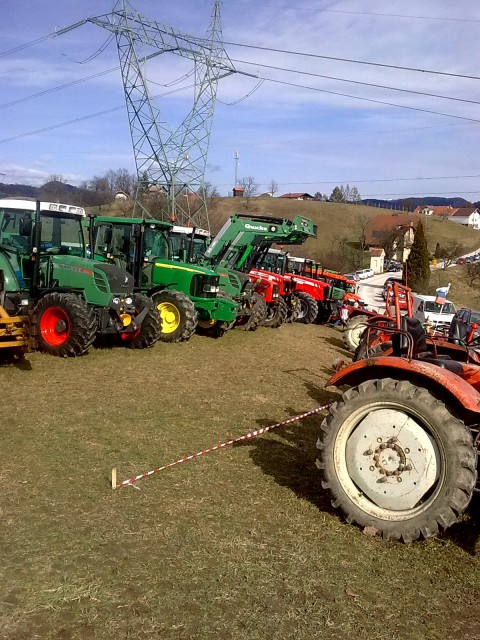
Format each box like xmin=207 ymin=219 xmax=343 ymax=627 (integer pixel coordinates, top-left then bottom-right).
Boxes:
xmin=171 ymin=225 xmax=210 ymax=237
xmin=0 ymin=199 xmax=85 ymax=217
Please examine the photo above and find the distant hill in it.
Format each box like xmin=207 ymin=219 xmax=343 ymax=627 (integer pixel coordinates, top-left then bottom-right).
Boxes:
xmin=0 ymin=181 xmax=78 ymax=200
xmin=362 ymin=196 xmax=473 ymax=209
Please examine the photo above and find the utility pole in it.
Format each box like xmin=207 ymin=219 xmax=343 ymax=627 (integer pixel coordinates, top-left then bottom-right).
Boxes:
xmin=233 ymin=151 xmax=239 ymax=187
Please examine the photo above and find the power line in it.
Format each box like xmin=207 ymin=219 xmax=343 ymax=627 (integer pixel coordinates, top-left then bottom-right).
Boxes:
xmin=254 ymin=74 xmax=480 ymax=124
xmin=231 ymin=58 xmax=480 ymax=107
xmin=228 ymin=2 xmax=480 ymax=23
xmin=222 ymin=40 xmax=480 ymax=82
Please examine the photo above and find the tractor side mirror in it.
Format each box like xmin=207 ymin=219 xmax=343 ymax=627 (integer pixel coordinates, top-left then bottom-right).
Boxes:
xmin=103 ymin=226 xmax=113 ymax=245
xmin=19 ymin=216 xmax=32 ymax=236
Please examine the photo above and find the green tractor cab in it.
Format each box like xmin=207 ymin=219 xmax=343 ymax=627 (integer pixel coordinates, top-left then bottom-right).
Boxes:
xmin=89 ymin=217 xmax=239 ymax=341
xmin=0 ymin=200 xmax=160 ymax=356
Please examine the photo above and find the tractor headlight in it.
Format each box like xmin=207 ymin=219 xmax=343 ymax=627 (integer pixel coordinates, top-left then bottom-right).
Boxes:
xmin=125 ymin=297 xmax=133 ymax=305
xmin=112 ymin=297 xmax=120 ymax=306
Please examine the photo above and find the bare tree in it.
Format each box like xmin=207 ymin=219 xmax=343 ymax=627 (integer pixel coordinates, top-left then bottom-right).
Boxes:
xmin=438 ymin=241 xmax=465 ymax=269
xmin=268 ymin=179 xmax=278 ymax=197
xmin=239 ymin=176 xmax=259 ymax=209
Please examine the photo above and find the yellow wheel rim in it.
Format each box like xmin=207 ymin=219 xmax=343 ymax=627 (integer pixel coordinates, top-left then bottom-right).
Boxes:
xmin=197 ymin=319 xmax=216 ymax=329
xmin=157 ymin=301 xmax=181 ymax=334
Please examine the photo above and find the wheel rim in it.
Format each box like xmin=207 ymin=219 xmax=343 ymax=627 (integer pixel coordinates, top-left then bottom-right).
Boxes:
xmin=350 ymin=322 xmax=367 ymax=348
xmin=334 ymin=403 xmax=443 ymax=519
xmin=39 ymin=306 xmax=70 ymax=346
xmin=197 ymin=319 xmax=216 ymax=329
xmin=296 ymin=299 xmax=308 ymax=319
xmin=157 ymin=301 xmax=181 ymax=333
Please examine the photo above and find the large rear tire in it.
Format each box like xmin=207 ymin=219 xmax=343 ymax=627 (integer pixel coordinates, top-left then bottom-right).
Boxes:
xmin=343 ymin=314 xmax=369 ymax=352
xmin=316 ymin=378 xmax=477 ymax=542
xmin=33 ymin=293 xmax=96 ymax=357
xmin=152 ymin=290 xmax=197 ymax=343
xmin=262 ymin=297 xmax=288 ymax=328
xmin=295 ymin=291 xmax=319 ymax=324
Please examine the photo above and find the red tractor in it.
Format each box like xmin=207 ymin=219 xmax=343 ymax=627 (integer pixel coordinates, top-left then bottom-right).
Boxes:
xmin=317 ymin=303 xmax=479 ymax=542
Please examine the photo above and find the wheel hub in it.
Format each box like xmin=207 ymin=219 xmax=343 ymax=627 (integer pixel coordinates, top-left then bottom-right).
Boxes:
xmin=345 ymin=408 xmax=439 ymax=510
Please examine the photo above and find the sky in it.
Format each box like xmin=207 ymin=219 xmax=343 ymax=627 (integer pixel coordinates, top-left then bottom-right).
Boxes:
xmin=1 ymin=0 xmax=480 ymax=200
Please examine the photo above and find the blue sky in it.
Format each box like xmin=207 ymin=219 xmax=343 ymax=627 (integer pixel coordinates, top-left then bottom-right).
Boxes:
xmin=1 ymin=0 xmax=480 ymax=199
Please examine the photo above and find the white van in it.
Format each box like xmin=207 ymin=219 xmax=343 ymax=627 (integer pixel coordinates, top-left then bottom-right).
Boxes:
xmin=412 ymin=294 xmax=456 ymax=331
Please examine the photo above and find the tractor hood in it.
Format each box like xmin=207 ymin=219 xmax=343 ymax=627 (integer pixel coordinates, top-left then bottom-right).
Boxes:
xmin=51 ymin=255 xmax=133 ymax=296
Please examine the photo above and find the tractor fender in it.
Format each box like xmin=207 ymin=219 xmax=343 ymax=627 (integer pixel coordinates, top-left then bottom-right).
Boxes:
xmin=327 ymin=355 xmax=480 ymax=416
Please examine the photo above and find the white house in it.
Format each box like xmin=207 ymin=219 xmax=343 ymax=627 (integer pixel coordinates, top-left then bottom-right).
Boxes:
xmin=450 ymin=207 xmax=480 ymax=230
xmin=369 ymin=247 xmax=385 ymax=274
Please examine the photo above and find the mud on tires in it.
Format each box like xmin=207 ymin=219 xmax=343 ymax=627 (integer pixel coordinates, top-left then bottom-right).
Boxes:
xmin=316 ymin=378 xmax=477 ymax=542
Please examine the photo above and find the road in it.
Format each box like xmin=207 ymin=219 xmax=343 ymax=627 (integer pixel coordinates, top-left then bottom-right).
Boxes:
xmin=356 ymin=271 xmax=401 ymax=313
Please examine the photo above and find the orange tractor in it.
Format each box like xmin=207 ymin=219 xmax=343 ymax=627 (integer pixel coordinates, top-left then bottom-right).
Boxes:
xmin=317 ymin=287 xmax=479 ymax=542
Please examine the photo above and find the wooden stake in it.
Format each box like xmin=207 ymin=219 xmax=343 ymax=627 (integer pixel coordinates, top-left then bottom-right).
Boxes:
xmin=111 ymin=468 xmax=117 ymax=490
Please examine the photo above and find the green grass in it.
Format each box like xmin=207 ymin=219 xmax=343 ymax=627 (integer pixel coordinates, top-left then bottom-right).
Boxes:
xmin=1 ymin=324 xmax=479 ymax=639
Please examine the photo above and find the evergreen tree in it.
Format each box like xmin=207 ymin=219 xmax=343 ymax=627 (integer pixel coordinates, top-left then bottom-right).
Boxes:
xmin=405 ymin=220 xmax=430 ymax=292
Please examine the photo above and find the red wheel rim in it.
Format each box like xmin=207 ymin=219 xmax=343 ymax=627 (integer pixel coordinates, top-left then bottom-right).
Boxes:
xmin=40 ymin=306 xmax=70 ymax=346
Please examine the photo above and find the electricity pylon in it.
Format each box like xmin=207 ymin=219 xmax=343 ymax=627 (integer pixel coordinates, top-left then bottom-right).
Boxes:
xmin=56 ymin=1 xmax=251 ymax=230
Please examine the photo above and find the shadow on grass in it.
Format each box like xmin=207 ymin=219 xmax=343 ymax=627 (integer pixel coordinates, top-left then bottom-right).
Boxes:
xmin=234 ymin=385 xmax=340 ymax=516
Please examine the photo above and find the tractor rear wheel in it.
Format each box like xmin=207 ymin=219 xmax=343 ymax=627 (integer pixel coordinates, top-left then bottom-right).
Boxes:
xmin=122 ymin=301 xmax=160 ymax=349
xmin=262 ymin=297 xmax=288 ymax=328
xmin=295 ymin=291 xmax=319 ymax=324
xmin=316 ymin=378 xmax=477 ymax=542
xmin=33 ymin=293 xmax=96 ymax=357
xmin=152 ymin=290 xmax=198 ymax=343
xmin=343 ymin=315 xmax=368 ymax=352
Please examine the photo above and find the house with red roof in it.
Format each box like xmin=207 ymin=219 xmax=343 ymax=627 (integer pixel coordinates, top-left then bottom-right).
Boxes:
xmin=449 ymin=207 xmax=480 ymax=230
xmin=278 ymin=192 xmax=314 ymax=200
xmin=366 ymin=213 xmax=419 ymax=262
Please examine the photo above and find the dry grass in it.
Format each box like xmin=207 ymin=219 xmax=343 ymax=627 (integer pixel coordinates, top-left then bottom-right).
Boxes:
xmin=1 ymin=324 xmax=479 ymax=639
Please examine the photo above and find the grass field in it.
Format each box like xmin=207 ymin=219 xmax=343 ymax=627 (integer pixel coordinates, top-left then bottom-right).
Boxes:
xmin=1 ymin=323 xmax=479 ymax=639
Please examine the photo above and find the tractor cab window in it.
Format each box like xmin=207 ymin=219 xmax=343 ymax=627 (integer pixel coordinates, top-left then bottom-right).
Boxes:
xmin=95 ymin=224 xmax=132 ymax=265
xmin=39 ymin=213 xmax=85 ymax=256
xmin=0 ymin=208 xmax=32 ymax=254
xmin=144 ymin=227 xmax=169 ymax=260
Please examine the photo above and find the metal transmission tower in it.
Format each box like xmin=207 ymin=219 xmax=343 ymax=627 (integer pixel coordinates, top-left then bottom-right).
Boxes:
xmin=56 ymin=1 xmax=246 ymax=230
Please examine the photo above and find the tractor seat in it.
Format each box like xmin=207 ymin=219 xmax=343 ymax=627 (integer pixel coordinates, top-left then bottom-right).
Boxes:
xmin=448 ymin=317 xmax=469 ymax=345
xmin=393 ymin=316 xmax=464 ymax=374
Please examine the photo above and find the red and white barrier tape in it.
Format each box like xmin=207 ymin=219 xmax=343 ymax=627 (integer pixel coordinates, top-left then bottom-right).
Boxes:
xmin=112 ymin=403 xmax=331 ymax=490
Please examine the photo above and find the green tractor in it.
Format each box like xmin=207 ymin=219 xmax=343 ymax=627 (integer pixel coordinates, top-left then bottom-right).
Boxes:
xmin=0 ymin=199 xmax=160 ymax=356
xmin=89 ymin=217 xmax=239 ymax=342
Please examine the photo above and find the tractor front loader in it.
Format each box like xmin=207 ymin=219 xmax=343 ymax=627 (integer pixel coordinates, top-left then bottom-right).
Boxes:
xmin=202 ymin=214 xmax=317 ymax=329
xmin=0 ymin=199 xmax=160 ymax=357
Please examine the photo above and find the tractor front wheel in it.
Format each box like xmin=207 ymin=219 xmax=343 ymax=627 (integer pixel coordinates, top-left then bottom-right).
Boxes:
xmin=316 ymin=378 xmax=477 ymax=542
xmin=196 ymin=318 xmax=234 ymax=339
xmin=343 ymin=314 xmax=369 ymax=352
xmin=123 ymin=301 xmax=161 ymax=349
xmin=245 ymin=292 xmax=267 ymax=331
xmin=152 ymin=290 xmax=198 ymax=343
xmin=33 ymin=293 xmax=97 ymax=357
xmin=262 ymin=297 xmax=288 ymax=328
xmin=295 ymin=292 xmax=319 ymax=324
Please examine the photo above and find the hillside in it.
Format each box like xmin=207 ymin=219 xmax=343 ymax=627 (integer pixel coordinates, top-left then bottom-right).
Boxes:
xmin=88 ymin=197 xmax=480 ymax=270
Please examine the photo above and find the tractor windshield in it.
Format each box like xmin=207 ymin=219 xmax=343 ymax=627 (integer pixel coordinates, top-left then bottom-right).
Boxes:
xmin=169 ymin=232 xmax=208 ymax=262
xmin=144 ymin=227 xmax=169 ymax=260
xmin=39 ymin=213 xmax=85 ymax=256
